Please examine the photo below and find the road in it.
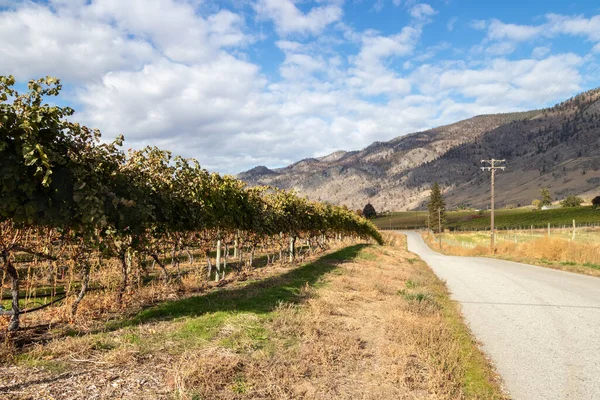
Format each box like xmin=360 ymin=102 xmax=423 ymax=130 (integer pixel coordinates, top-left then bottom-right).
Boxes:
xmin=403 ymin=231 xmax=600 ymax=400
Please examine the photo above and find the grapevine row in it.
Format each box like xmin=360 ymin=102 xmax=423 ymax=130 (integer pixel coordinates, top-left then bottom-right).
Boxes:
xmin=0 ymin=76 xmax=382 ymax=331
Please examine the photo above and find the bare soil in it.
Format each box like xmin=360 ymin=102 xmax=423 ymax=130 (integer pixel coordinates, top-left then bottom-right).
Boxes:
xmin=0 ymin=234 xmax=504 ymax=399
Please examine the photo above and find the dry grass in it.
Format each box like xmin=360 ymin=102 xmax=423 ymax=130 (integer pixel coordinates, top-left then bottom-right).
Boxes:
xmin=424 ymin=231 xmax=600 ymax=277
xmin=0 ymin=235 xmax=505 ymax=399
xmin=0 ymin=240 xmax=350 ymax=336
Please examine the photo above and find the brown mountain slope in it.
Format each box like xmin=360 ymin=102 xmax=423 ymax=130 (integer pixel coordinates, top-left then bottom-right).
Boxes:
xmin=238 ymin=89 xmax=600 ymax=211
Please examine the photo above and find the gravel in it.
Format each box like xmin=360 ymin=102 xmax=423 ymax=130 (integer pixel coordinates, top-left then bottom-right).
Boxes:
xmin=404 ymin=231 xmax=600 ymax=400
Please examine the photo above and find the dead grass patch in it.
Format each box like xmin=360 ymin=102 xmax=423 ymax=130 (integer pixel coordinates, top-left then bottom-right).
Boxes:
xmin=424 ymin=231 xmax=600 ymax=277
xmin=1 ymin=236 xmax=505 ymax=399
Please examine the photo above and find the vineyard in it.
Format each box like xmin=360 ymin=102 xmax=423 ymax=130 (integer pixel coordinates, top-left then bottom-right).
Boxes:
xmin=374 ymin=207 xmax=600 ymax=231
xmin=0 ymin=76 xmax=382 ymax=335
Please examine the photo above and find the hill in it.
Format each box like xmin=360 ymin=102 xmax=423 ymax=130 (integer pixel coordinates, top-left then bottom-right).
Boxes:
xmin=238 ymin=89 xmax=600 ymax=211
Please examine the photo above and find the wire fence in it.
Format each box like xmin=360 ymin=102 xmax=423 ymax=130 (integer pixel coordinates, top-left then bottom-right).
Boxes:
xmin=380 ymin=222 xmax=600 ymax=247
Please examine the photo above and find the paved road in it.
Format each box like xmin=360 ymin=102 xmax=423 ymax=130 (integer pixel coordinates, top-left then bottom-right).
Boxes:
xmin=404 ymin=231 xmax=600 ymax=400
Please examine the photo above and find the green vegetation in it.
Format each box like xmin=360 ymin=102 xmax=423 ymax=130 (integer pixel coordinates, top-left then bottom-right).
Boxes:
xmin=423 ymin=229 xmax=600 ymax=278
xmin=540 ymin=188 xmax=553 ymax=207
xmin=561 ymin=195 xmax=584 ymax=208
xmin=427 ymin=182 xmax=446 ymax=233
xmin=124 ymin=246 xmax=361 ymax=327
xmin=374 ymin=206 xmax=600 ymax=231
xmin=0 ymin=76 xmax=382 ymax=332
xmin=5 ymin=236 xmax=505 ymax=399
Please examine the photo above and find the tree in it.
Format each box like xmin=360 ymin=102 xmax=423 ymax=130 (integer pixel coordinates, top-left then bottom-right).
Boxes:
xmin=540 ymin=188 xmax=553 ymax=206
xmin=532 ymin=199 xmax=542 ymax=210
xmin=560 ymin=195 xmax=583 ymax=208
xmin=362 ymin=203 xmax=376 ymax=219
xmin=427 ymin=182 xmax=446 ymax=233
xmin=592 ymin=196 xmax=600 ymax=210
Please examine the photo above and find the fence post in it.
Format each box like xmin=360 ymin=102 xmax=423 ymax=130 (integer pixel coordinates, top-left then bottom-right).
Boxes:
xmin=572 ymin=219 xmax=576 ymax=241
xmin=548 ymin=223 xmax=550 ymax=237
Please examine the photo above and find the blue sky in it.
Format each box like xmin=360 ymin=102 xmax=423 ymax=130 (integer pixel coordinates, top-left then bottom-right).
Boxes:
xmin=1 ymin=0 xmax=600 ymax=173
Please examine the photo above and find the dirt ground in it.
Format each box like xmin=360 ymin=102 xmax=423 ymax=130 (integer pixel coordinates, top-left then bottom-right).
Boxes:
xmin=0 ymin=234 xmax=504 ymax=399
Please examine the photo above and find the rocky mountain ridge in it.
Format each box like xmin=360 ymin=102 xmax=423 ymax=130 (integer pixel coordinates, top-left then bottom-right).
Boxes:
xmin=238 ymin=89 xmax=600 ymax=211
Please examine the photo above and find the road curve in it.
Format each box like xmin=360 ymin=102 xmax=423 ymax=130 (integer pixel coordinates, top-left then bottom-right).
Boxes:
xmin=403 ymin=231 xmax=600 ymax=400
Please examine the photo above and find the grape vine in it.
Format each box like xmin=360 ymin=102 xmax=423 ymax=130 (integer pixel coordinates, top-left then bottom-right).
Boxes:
xmin=0 ymin=76 xmax=382 ymax=331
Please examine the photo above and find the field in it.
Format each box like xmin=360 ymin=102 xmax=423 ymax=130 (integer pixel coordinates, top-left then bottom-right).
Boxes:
xmin=0 ymin=234 xmax=505 ymax=400
xmin=423 ymin=229 xmax=600 ymax=277
xmin=373 ymin=206 xmax=600 ymax=231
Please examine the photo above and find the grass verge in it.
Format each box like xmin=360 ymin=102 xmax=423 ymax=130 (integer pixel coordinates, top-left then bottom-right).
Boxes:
xmin=1 ymin=237 xmax=505 ymax=399
xmin=423 ymin=230 xmax=600 ymax=277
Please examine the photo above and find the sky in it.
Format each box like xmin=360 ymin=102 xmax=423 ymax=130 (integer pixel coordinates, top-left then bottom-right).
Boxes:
xmin=1 ymin=0 xmax=600 ymax=174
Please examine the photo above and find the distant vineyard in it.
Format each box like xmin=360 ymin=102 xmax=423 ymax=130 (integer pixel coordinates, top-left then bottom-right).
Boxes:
xmin=374 ymin=207 xmax=600 ymax=231
xmin=0 ymin=76 xmax=382 ymax=332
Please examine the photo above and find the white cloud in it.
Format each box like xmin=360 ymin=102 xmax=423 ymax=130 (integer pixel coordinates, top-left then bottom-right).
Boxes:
xmin=255 ymin=0 xmax=343 ymax=36
xmin=487 ymin=19 xmax=542 ymax=41
xmin=355 ymin=27 xmax=421 ymax=70
xmin=276 ymin=40 xmax=306 ymax=52
xmin=208 ymin=10 xmax=254 ymax=47
xmin=433 ymin=54 xmax=582 ymax=107
xmin=347 ymin=27 xmax=420 ymax=95
xmin=532 ymin=46 xmax=551 ymax=59
xmin=280 ymin=53 xmax=326 ymax=80
xmin=410 ymin=4 xmax=436 ymax=20
xmin=0 ymin=3 xmax=156 ymax=81
xmin=447 ymin=17 xmax=457 ymax=31
xmin=0 ymin=0 xmax=254 ymax=81
xmin=76 ymin=56 xmax=281 ymax=170
xmin=393 ymin=0 xmax=418 ymax=7
xmin=485 ymin=42 xmax=516 ymax=56
xmin=470 ymin=20 xmax=487 ymax=30
xmin=545 ymin=13 xmax=600 ymax=41
xmin=84 ymin=0 xmax=251 ymax=63
xmin=371 ymin=0 xmax=384 ymax=12
xmin=485 ymin=14 xmax=600 ymax=44
xmin=0 ymin=1 xmax=597 ymax=175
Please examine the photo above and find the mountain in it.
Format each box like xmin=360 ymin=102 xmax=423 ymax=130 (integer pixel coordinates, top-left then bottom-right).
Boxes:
xmin=238 ymin=89 xmax=600 ymax=211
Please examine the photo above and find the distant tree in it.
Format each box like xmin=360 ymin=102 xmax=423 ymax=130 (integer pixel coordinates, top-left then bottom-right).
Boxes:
xmin=540 ymin=188 xmax=553 ymax=206
xmin=427 ymin=182 xmax=446 ymax=233
xmin=593 ymin=196 xmax=600 ymax=210
xmin=532 ymin=199 xmax=542 ymax=210
xmin=355 ymin=209 xmax=363 ymax=216
xmin=560 ymin=195 xmax=584 ymax=208
xmin=362 ymin=203 xmax=376 ymax=219
xmin=456 ymin=203 xmax=469 ymax=210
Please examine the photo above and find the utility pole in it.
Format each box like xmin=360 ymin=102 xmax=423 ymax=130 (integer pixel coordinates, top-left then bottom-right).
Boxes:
xmin=437 ymin=208 xmax=442 ymax=249
xmin=481 ymin=159 xmax=506 ymax=252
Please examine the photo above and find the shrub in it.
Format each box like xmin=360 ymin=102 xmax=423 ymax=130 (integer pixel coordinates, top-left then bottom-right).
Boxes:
xmin=362 ymin=203 xmax=377 ymax=219
xmin=560 ymin=195 xmax=583 ymax=208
